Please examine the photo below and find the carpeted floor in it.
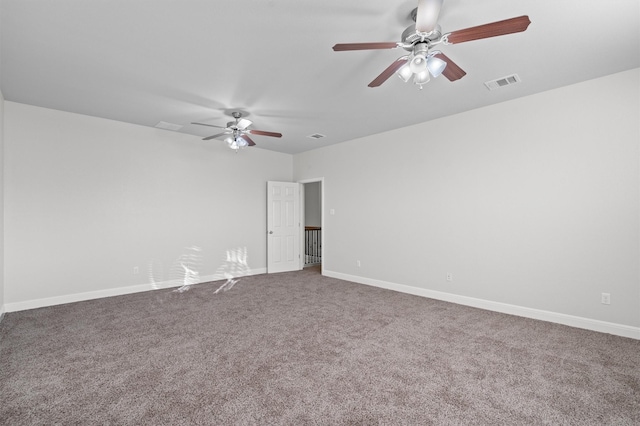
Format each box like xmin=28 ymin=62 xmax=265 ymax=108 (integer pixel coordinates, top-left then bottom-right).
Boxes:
xmin=1 ymin=266 xmax=639 ymax=425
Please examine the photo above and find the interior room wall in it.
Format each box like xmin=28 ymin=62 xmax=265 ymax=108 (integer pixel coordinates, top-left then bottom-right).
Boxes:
xmin=0 ymin=9 xmax=5 ymax=319
xmin=4 ymin=102 xmax=293 ymax=309
xmin=0 ymin=88 xmax=5 ymax=320
xmin=294 ymin=68 xmax=640 ymax=334
xmin=304 ymin=181 xmax=321 ymax=228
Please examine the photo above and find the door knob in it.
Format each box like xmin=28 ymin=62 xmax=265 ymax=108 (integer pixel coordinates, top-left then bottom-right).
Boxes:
xmin=269 ymin=231 xmax=273 ymax=234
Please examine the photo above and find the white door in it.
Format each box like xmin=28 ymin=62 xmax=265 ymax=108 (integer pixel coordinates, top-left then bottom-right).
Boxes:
xmin=267 ymin=181 xmax=300 ymax=273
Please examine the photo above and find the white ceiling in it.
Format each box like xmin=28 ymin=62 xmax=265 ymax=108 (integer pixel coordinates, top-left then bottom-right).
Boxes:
xmin=1 ymin=0 xmax=638 ymax=155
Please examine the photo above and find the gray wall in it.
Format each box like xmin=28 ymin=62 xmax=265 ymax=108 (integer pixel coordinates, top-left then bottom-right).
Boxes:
xmin=0 ymin=89 xmax=4 ymax=319
xmin=294 ymin=69 xmax=640 ymax=330
xmin=304 ymin=181 xmax=321 ymax=228
xmin=0 ymin=8 xmax=5 ymax=318
xmin=4 ymin=102 xmax=292 ymax=307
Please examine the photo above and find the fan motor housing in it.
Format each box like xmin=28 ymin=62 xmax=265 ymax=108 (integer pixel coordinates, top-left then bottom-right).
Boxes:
xmin=401 ymin=24 xmax=442 ymax=51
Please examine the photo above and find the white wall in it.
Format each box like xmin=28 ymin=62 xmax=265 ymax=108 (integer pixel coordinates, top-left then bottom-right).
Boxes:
xmin=0 ymin=89 xmax=5 ymax=320
xmin=304 ymin=181 xmax=321 ymax=228
xmin=0 ymin=4 xmax=5 ymax=319
xmin=4 ymin=102 xmax=292 ymax=308
xmin=294 ymin=69 xmax=640 ymax=335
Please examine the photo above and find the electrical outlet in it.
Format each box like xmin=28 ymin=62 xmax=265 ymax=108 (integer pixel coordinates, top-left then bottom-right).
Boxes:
xmin=601 ymin=293 xmax=610 ymax=305
xmin=446 ymin=273 xmax=453 ymax=282
xmin=357 ymin=260 xmax=361 ymax=267
xmin=133 ymin=266 xmax=139 ymax=274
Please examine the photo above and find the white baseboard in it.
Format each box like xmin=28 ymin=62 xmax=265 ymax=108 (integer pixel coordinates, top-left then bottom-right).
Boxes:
xmin=4 ymin=268 xmax=267 ymax=313
xmin=324 ymin=270 xmax=640 ymax=340
xmin=7 ymin=269 xmax=638 ymax=340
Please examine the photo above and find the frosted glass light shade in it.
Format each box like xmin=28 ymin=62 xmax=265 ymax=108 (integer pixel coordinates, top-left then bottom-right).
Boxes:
xmin=427 ymin=56 xmax=447 ymax=78
xmin=409 ymin=54 xmax=428 ymax=74
xmin=414 ymin=70 xmax=430 ymax=85
xmin=397 ymin=63 xmax=413 ymax=82
xmin=225 ymin=137 xmax=239 ymax=150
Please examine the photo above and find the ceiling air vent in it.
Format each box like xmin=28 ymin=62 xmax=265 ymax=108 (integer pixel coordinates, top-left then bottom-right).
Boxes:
xmin=155 ymin=121 xmax=183 ymax=131
xmin=307 ymin=133 xmax=326 ymax=140
xmin=484 ymin=74 xmax=521 ymax=91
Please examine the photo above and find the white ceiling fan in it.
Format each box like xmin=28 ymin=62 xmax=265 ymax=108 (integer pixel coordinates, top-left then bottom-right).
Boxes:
xmin=192 ymin=112 xmax=283 ymax=151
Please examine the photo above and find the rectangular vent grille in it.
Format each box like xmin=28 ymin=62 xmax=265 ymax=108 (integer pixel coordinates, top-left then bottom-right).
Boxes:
xmin=155 ymin=121 xmax=183 ymax=131
xmin=484 ymin=74 xmax=521 ymax=91
xmin=307 ymin=133 xmax=326 ymax=139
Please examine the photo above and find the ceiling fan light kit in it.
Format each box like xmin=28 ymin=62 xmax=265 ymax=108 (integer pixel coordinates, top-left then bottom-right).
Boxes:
xmin=332 ymin=0 xmax=531 ymax=89
xmin=225 ymin=136 xmax=249 ymax=152
xmin=396 ymin=45 xmax=448 ymax=89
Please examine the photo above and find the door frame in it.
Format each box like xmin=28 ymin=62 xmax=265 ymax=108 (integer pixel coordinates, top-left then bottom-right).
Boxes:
xmin=298 ymin=177 xmax=324 ymax=274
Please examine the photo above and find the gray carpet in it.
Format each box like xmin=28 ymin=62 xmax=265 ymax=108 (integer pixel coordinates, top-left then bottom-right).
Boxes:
xmin=1 ymin=267 xmax=639 ymax=425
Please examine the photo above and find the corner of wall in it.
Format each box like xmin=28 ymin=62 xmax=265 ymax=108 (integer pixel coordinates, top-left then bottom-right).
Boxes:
xmin=0 ymin=5 xmax=5 ymax=323
xmin=0 ymin=87 xmax=5 ymax=323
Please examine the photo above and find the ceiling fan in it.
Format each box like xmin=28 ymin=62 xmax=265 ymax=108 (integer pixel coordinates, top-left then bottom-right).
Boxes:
xmin=192 ymin=112 xmax=283 ymax=151
xmin=333 ymin=0 xmax=531 ymax=89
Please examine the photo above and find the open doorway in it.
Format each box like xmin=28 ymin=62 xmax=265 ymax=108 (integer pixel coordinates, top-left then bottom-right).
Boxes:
xmin=301 ymin=179 xmax=323 ymax=272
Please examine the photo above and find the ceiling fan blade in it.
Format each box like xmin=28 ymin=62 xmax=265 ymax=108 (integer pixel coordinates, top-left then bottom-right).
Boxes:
xmin=192 ymin=122 xmax=227 ymax=129
xmin=202 ymin=132 xmax=230 ymax=141
xmin=236 ymin=118 xmax=252 ymax=130
xmin=239 ymin=135 xmax=256 ymax=146
xmin=433 ymin=53 xmax=466 ymax=81
xmin=333 ymin=42 xmax=399 ymax=51
xmin=368 ymin=58 xmax=409 ymax=88
xmin=447 ymin=15 xmax=531 ymax=44
xmin=415 ymin=0 xmax=443 ymax=33
xmin=248 ymin=129 xmax=282 ymax=138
